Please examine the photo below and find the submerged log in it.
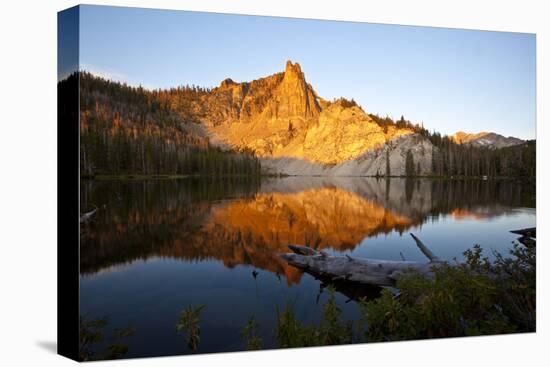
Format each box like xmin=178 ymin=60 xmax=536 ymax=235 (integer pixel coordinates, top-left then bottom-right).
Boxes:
xmin=510 ymin=227 xmax=536 ymax=248
xmin=280 ymin=233 xmax=444 ymax=287
xmin=510 ymin=227 xmax=536 ymax=238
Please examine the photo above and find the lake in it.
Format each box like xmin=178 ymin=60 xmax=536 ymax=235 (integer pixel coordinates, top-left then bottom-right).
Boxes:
xmin=79 ymin=177 xmax=535 ymax=358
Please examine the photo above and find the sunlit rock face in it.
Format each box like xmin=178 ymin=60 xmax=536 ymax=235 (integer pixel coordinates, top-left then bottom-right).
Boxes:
xmin=202 ymin=61 xmax=320 ymax=126
xmin=302 ymin=102 xmax=411 ymax=165
xmin=274 ymin=60 xmax=321 ymax=120
xmin=194 ymin=60 xmax=432 ymax=174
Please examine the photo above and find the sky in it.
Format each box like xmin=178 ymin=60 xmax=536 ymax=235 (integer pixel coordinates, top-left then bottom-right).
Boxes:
xmin=73 ymin=5 xmax=536 ymax=139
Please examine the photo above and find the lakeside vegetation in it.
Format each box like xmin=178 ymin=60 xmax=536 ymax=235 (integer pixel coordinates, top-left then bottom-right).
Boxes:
xmin=79 ymin=315 xmax=135 ymax=361
xmin=79 ymin=235 xmax=535 ymax=360
xmin=174 ymin=242 xmax=535 ymax=353
xmin=370 ymin=114 xmax=536 ymax=179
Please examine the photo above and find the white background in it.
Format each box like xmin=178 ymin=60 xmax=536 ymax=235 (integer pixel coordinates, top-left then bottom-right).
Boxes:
xmin=0 ymin=0 xmax=547 ymax=365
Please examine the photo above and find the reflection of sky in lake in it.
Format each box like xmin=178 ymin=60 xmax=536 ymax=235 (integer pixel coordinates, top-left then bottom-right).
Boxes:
xmin=349 ymin=208 xmax=535 ymax=262
xmin=81 ymin=258 xmax=350 ymax=357
xmin=79 ymin=178 xmax=535 ymax=359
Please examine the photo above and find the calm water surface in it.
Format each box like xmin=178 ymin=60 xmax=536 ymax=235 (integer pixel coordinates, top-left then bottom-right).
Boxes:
xmin=80 ymin=177 xmax=535 ymax=358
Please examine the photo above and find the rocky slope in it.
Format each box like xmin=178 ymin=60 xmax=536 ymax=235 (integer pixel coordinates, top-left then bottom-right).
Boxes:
xmin=196 ymin=60 xmax=431 ymax=176
xmin=451 ymin=131 xmax=524 ymax=148
xmin=261 ymin=133 xmax=432 ymax=176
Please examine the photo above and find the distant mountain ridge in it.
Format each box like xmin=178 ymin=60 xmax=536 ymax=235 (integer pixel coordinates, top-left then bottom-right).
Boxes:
xmin=451 ymin=131 xmax=524 ymax=148
xmin=73 ymin=60 xmax=536 ymax=178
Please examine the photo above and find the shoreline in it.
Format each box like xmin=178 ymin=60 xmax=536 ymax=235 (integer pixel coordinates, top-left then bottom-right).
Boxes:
xmin=81 ymin=174 xmax=534 ymax=181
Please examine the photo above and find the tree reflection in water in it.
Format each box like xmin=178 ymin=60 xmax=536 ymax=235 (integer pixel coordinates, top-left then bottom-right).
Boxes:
xmin=80 ymin=177 xmax=534 ymax=285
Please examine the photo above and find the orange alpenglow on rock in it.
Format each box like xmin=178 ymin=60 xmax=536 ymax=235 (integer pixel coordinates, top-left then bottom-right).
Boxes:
xmin=79 ymin=184 xmax=419 ymax=284
xmin=276 ymin=60 xmax=320 ymax=119
xmin=197 ymin=60 xmax=433 ymax=175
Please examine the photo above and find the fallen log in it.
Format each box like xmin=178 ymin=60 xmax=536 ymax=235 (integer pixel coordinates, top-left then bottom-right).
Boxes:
xmin=280 ymin=233 xmax=444 ymax=287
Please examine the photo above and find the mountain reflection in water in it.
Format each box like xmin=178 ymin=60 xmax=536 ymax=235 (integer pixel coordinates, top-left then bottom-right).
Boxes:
xmin=80 ymin=177 xmax=534 ymax=284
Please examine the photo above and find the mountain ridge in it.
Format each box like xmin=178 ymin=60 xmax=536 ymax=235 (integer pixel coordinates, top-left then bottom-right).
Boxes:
xmin=74 ymin=61 xmax=536 ymax=179
xmin=194 ymin=60 xmax=421 ymax=173
xmin=451 ymin=131 xmax=524 ymax=148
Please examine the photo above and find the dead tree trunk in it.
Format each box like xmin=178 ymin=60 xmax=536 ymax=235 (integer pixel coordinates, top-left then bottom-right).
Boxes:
xmin=280 ymin=233 xmax=444 ymax=287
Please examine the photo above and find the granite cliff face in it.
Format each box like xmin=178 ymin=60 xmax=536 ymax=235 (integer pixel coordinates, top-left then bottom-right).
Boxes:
xmin=195 ymin=60 xmax=433 ymax=175
xmin=200 ymin=61 xmax=320 ymax=126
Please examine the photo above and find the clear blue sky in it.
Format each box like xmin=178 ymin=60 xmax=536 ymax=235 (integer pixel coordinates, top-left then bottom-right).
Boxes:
xmin=75 ymin=5 xmax=536 ymax=139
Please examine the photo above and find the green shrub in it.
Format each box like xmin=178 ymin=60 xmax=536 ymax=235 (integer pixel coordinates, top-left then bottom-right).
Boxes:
xmin=360 ymin=243 xmax=535 ymax=342
xmin=176 ymin=305 xmax=205 ymax=351
xmin=79 ymin=315 xmax=135 ymax=361
xmin=241 ymin=316 xmax=263 ymax=350
xmin=275 ymin=286 xmax=353 ymax=348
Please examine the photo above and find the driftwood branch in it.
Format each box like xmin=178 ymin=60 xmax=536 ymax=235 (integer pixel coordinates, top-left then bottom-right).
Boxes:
xmin=410 ymin=233 xmax=439 ymax=262
xmin=281 ymin=233 xmax=444 ymax=287
xmin=80 ymin=206 xmax=98 ymax=224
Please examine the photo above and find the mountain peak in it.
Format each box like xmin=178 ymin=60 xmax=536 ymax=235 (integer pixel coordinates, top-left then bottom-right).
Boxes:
xmin=219 ymin=78 xmax=236 ymax=88
xmin=196 ymin=60 xmax=420 ymax=167
xmin=274 ymin=60 xmax=320 ymax=119
xmin=452 ymin=131 xmax=524 ymax=148
xmin=285 ymin=60 xmax=302 ymax=75
xmin=283 ymin=60 xmax=305 ymax=85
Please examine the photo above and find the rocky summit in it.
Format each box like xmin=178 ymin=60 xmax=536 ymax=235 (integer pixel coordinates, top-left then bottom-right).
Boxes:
xmin=451 ymin=131 xmax=524 ymax=149
xmin=195 ymin=60 xmax=432 ymax=176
